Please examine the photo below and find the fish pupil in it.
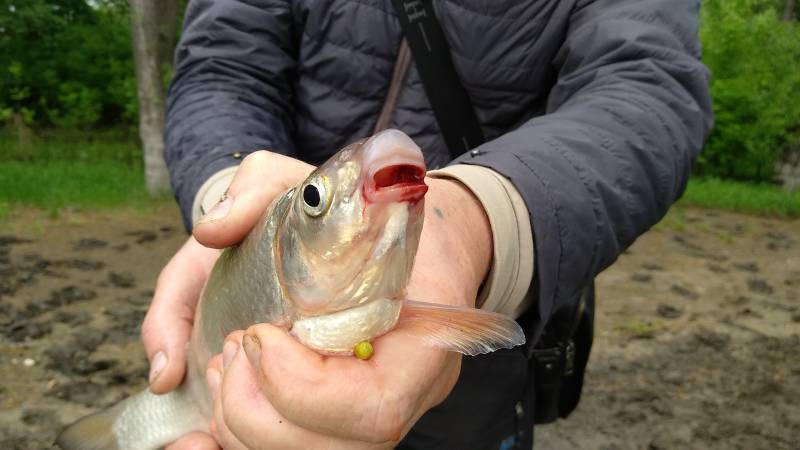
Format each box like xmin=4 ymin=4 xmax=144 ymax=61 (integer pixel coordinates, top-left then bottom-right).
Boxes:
xmin=303 ymin=184 xmax=321 ymax=208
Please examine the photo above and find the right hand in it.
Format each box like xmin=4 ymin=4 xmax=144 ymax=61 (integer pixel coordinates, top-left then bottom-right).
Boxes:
xmin=140 ymin=151 xmax=314 ymax=448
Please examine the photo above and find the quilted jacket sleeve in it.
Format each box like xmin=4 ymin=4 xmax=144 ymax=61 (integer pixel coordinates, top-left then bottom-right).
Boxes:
xmin=165 ymin=0 xmax=297 ymax=230
xmin=455 ymin=0 xmax=713 ymax=338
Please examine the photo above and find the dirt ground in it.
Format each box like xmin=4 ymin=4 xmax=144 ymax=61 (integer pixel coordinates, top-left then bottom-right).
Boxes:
xmin=0 ymin=204 xmax=798 ymax=449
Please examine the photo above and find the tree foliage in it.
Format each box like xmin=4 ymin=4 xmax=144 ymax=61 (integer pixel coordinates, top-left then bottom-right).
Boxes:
xmin=1 ymin=0 xmax=798 ymax=184
xmin=699 ymin=0 xmax=800 ymax=181
xmin=0 ymin=0 xmax=136 ymax=128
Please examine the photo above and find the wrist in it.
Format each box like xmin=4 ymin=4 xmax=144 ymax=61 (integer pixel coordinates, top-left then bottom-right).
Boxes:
xmin=424 ymin=177 xmax=493 ymax=298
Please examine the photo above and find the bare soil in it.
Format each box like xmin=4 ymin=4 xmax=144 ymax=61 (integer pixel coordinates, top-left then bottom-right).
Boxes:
xmin=0 ymin=205 xmax=798 ymax=449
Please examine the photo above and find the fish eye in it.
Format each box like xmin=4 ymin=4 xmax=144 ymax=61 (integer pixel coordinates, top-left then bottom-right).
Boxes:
xmin=301 ymin=176 xmax=329 ymax=217
xmin=303 ymin=184 xmax=320 ymax=207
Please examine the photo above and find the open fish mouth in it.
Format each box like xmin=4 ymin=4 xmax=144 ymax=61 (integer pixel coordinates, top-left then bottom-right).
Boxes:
xmin=362 ymin=129 xmax=428 ymax=204
xmin=365 ymin=163 xmax=428 ymax=204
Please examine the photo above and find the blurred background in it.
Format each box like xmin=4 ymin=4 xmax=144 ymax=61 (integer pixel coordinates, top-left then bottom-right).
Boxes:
xmin=0 ymin=1 xmax=798 ymax=449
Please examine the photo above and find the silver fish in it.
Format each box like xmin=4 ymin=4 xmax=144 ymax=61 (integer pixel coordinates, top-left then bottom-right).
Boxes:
xmin=57 ymin=129 xmax=525 ymax=450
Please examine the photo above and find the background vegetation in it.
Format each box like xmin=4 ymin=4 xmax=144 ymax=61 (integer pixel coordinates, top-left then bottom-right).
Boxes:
xmin=0 ymin=0 xmax=137 ymax=129
xmin=0 ymin=0 xmax=798 ymax=216
xmin=699 ymin=0 xmax=800 ymax=182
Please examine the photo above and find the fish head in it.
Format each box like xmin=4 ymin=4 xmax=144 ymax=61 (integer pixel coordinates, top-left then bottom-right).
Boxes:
xmin=277 ymin=129 xmax=427 ymax=316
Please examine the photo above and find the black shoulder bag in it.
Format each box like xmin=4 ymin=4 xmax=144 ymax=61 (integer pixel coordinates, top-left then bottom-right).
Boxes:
xmin=391 ymin=0 xmax=595 ymax=425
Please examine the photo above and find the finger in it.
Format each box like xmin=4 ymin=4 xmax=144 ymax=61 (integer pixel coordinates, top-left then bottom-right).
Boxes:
xmin=242 ymin=324 xmax=458 ymax=444
xmin=165 ymin=432 xmax=220 ymax=450
xmin=142 ymin=237 xmax=219 ymax=394
xmin=208 ymin=365 xmax=249 ymax=450
xmin=194 ymin=151 xmax=314 ymax=248
xmin=207 ymin=332 xmax=249 ymax=450
xmin=216 ymin=335 xmax=375 ymax=450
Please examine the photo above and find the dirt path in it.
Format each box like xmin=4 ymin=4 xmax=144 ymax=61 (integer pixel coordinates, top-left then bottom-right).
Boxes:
xmin=536 ymin=208 xmax=800 ymax=449
xmin=1 ymin=205 xmax=798 ymax=449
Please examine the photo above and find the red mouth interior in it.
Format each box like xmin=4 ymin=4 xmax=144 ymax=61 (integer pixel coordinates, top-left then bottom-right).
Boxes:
xmin=372 ymin=164 xmax=425 ymax=189
xmin=366 ymin=164 xmax=428 ymax=204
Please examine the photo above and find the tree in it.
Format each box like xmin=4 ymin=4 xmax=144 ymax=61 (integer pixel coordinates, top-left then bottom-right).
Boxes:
xmin=0 ymin=0 xmax=122 ymax=128
xmin=129 ymin=0 xmax=178 ymax=194
xmin=699 ymin=0 xmax=800 ymax=182
xmin=783 ymin=0 xmax=796 ymax=21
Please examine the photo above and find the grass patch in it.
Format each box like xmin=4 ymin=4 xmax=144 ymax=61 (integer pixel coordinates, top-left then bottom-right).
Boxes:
xmin=0 ymin=128 xmax=171 ymax=215
xmin=1 ymin=128 xmax=141 ymax=165
xmin=3 ymin=129 xmax=799 ymax=220
xmin=0 ymin=161 xmax=155 ymax=212
xmin=654 ymin=207 xmax=687 ymax=232
xmin=618 ymin=319 xmax=661 ymax=340
xmin=679 ymin=177 xmax=800 ymax=217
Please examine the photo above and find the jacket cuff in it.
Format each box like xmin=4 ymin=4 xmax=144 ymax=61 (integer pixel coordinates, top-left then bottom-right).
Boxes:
xmin=191 ymin=166 xmax=239 ymax=226
xmin=428 ymin=165 xmax=535 ymax=318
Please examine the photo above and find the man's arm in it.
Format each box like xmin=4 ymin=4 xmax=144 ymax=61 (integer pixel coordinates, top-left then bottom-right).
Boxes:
xmin=457 ymin=0 xmax=713 ymax=338
xmin=166 ymin=0 xmax=297 ymax=230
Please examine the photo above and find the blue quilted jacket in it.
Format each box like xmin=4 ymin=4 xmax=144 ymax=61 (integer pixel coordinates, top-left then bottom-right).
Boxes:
xmin=166 ymin=0 xmax=713 ymax=342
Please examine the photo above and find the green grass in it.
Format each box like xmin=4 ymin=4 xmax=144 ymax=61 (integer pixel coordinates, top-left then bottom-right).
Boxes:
xmin=1 ymin=129 xmax=799 ymax=220
xmin=618 ymin=319 xmax=661 ymax=339
xmin=0 ymin=161 xmax=153 ymax=212
xmin=1 ymin=128 xmax=141 ymax=165
xmin=0 ymin=129 xmax=161 ymax=217
xmin=679 ymin=177 xmax=800 ymax=217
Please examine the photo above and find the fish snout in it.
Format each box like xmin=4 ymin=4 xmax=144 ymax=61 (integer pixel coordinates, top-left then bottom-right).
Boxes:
xmin=363 ymin=130 xmax=428 ymax=204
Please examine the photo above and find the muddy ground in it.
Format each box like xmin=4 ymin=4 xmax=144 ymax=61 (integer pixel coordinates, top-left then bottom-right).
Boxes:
xmin=0 ymin=204 xmax=798 ymax=449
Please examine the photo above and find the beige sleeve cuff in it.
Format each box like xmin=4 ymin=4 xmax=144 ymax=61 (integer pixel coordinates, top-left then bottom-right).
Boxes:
xmin=428 ymin=165 xmax=535 ymax=319
xmin=191 ymin=166 xmax=239 ymax=225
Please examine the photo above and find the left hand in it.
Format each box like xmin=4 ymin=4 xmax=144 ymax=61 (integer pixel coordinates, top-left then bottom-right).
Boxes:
xmin=205 ymin=178 xmax=493 ymax=449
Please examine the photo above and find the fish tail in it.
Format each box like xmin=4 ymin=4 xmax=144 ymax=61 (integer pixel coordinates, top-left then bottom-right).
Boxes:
xmin=56 ymin=387 xmax=207 ymax=450
xmin=56 ymin=398 xmax=126 ymax=450
xmin=397 ymin=300 xmax=526 ymax=356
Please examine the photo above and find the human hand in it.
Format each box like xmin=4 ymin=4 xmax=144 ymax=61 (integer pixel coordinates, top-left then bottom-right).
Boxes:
xmin=139 ymin=151 xmax=314 ymax=449
xmin=205 ymin=177 xmax=493 ymax=449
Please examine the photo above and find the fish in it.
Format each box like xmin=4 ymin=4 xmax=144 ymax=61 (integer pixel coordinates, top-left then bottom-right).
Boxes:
xmin=56 ymin=129 xmax=525 ymax=450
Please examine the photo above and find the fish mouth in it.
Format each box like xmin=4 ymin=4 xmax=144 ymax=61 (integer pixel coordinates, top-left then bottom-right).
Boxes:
xmin=364 ymin=164 xmax=428 ymax=204
xmin=362 ymin=129 xmax=428 ymax=204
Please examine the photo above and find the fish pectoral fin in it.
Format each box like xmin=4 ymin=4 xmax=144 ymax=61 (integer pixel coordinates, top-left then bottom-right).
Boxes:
xmin=397 ymin=300 xmax=526 ymax=356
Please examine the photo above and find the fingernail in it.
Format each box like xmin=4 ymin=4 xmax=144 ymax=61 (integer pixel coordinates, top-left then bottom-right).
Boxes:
xmin=222 ymin=340 xmax=238 ymax=370
xmin=149 ymin=351 xmax=167 ymax=385
xmin=242 ymin=334 xmax=262 ymax=372
xmin=198 ymin=195 xmax=233 ymax=225
xmin=207 ymin=367 xmax=221 ymax=395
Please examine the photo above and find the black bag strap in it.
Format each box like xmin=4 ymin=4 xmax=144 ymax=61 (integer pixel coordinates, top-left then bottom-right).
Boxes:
xmin=391 ymin=0 xmax=485 ymax=158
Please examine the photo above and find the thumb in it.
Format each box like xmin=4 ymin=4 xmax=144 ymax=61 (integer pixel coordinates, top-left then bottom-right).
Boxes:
xmin=193 ymin=151 xmax=314 ymax=249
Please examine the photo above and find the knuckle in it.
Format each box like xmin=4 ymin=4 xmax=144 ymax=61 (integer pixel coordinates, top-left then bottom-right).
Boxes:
xmin=369 ymin=396 xmax=411 ymax=443
xmin=140 ymin=315 xmax=157 ymax=345
xmin=156 ymin=261 xmax=178 ymax=286
xmin=371 ymin=420 xmax=405 ymax=444
xmin=241 ymin=150 xmax=270 ymax=167
xmin=220 ymin=399 xmax=239 ymax=434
